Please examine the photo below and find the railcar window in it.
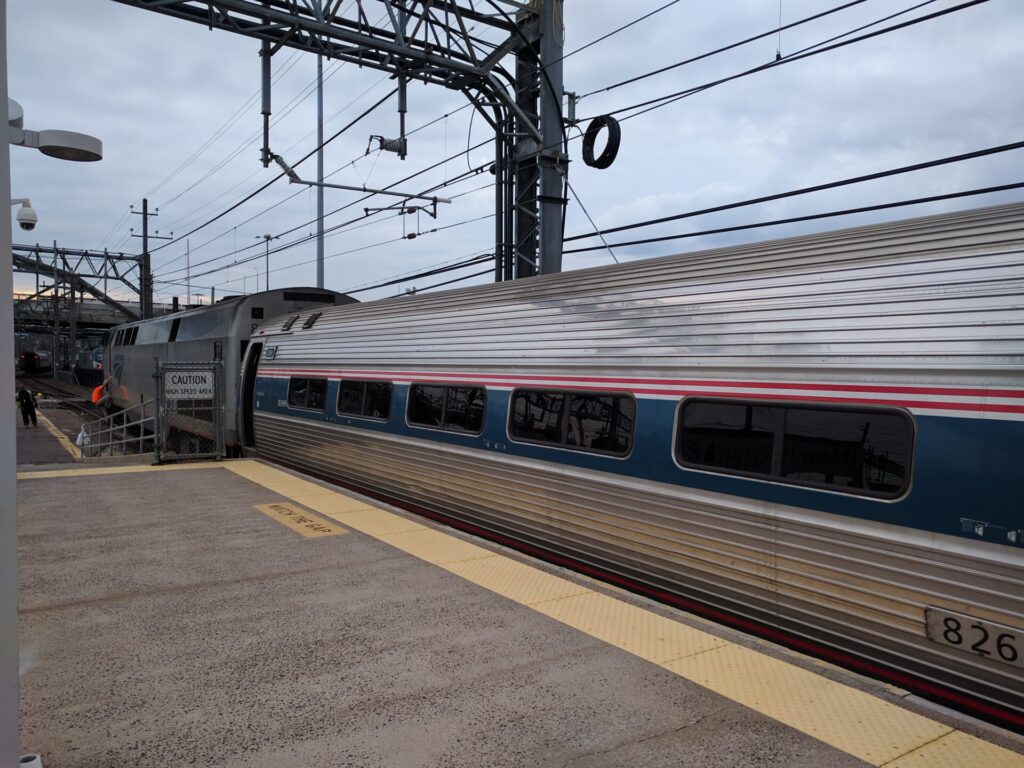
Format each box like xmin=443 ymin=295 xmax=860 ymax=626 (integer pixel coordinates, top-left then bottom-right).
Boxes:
xmin=337 ymin=379 xmax=393 ymax=420
xmin=676 ymin=399 xmax=913 ymax=498
xmin=301 ymin=311 xmax=323 ymax=329
xmin=168 ymin=318 xmax=181 ymax=343
xmin=287 ymin=377 xmax=328 ymax=411
xmin=509 ymin=389 xmax=636 ymax=456
xmin=408 ymin=384 xmax=485 ymax=434
xmin=281 ymin=315 xmax=299 ymax=331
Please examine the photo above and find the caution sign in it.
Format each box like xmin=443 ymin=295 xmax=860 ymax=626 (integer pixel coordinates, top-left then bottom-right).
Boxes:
xmin=164 ymin=370 xmax=215 ymax=399
xmin=254 ymin=502 xmax=347 ymax=538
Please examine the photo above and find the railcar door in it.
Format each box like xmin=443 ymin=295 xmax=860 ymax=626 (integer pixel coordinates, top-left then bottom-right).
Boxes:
xmin=240 ymin=342 xmax=263 ymax=448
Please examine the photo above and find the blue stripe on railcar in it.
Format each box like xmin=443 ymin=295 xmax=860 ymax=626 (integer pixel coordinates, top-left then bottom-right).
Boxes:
xmin=253 ymin=376 xmax=1022 ymax=548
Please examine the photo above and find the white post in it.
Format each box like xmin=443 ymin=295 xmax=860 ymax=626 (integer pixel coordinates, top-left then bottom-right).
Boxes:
xmin=0 ymin=5 xmax=21 ymax=767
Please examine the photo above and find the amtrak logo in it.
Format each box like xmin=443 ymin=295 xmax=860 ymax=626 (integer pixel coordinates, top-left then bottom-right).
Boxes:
xmin=112 ymin=353 xmax=125 ymax=381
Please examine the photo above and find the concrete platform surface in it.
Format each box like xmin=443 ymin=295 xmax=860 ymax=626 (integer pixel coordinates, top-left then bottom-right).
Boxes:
xmin=17 ymin=460 xmax=1024 ymax=768
xmin=14 ymin=402 xmax=85 ymax=466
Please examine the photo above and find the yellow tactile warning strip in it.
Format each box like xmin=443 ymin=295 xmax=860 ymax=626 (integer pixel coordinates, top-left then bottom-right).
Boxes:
xmin=254 ymin=502 xmax=348 ymax=538
xmin=35 ymin=411 xmax=80 ymax=460
xmin=17 ymin=459 xmax=1024 ymax=767
xmin=17 ymin=461 xmax=221 ymax=480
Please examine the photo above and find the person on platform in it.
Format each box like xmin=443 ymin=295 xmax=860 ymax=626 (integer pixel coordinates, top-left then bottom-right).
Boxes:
xmin=17 ymin=386 xmax=37 ymax=428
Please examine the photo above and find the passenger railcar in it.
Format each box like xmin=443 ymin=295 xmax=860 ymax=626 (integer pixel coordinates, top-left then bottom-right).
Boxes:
xmin=106 ymin=288 xmax=353 ymax=451
xmin=244 ymin=203 xmax=1024 ymax=730
xmin=18 ymin=349 xmax=52 ymax=375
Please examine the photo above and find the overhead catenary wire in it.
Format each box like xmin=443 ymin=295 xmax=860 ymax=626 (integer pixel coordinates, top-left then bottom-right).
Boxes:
xmin=165 ymin=203 xmax=496 ymax=287
xmin=560 ymin=0 xmax=684 ymax=62
xmin=95 ymin=51 xmax=304 ymax=249
xmin=406 ymin=267 xmax=494 ymax=294
xmin=579 ymin=0 xmax=869 ymax=99
xmin=146 ymin=86 xmax=399 ymax=258
xmin=587 ymin=0 xmax=989 ymax=121
xmin=566 ymin=179 xmax=617 ymax=263
xmin=343 ymin=252 xmax=494 ymax=294
xmin=157 ymin=133 xmax=495 ymax=282
xmin=153 ymin=1 xmax=905 ymax=282
xmin=149 ymin=1 xmax=991 ymax=294
xmin=154 ymin=98 xmax=475 ymax=278
xmin=217 ymin=0 xmax=975 ymax=283
xmin=565 ymin=139 xmax=1024 ymax=243
xmin=153 ymin=75 xmax=395 ymax=273
xmin=564 ymin=181 xmax=1024 ymax=254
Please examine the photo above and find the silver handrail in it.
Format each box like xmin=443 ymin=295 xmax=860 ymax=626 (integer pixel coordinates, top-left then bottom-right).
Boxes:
xmin=79 ymin=400 xmax=158 ymax=458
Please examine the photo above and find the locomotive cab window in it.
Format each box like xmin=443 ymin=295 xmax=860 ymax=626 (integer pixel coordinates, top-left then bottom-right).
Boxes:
xmin=287 ymin=377 xmax=328 ymax=411
xmin=509 ymin=389 xmax=636 ymax=457
xmin=676 ymin=399 xmax=913 ymax=498
xmin=337 ymin=379 xmax=393 ymax=420
xmin=407 ymin=384 xmax=485 ymax=434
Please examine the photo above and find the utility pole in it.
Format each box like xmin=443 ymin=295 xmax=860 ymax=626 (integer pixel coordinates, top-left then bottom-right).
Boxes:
xmin=185 ymin=239 xmax=190 ymax=309
xmin=131 ymin=198 xmax=171 ymax=319
xmin=52 ymin=241 xmax=59 ymax=369
xmin=317 ymin=53 xmax=324 ymax=289
xmin=256 ymin=234 xmax=278 ymax=292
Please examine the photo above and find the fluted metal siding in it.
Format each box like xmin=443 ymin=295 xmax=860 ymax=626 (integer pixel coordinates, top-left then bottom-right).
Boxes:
xmin=255 ymin=413 xmax=1024 ymax=714
xmin=255 ymin=203 xmax=1024 ymax=380
xmin=253 ymin=203 xmax=1024 ymax=715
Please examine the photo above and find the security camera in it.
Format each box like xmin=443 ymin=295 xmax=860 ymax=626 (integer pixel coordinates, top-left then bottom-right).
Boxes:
xmin=12 ymin=199 xmax=37 ymax=231
xmin=17 ymin=206 xmax=37 ymax=231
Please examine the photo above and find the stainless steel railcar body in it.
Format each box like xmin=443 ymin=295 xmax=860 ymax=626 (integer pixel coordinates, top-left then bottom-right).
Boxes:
xmin=106 ymin=288 xmax=353 ymax=449
xmin=246 ymin=203 xmax=1024 ymax=729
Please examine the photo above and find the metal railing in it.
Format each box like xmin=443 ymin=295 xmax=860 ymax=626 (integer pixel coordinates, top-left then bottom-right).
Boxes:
xmin=78 ymin=400 xmax=157 ymax=458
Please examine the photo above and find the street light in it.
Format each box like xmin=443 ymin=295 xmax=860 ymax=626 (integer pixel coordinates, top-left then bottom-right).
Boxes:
xmin=2 ymin=5 xmax=104 ymax=763
xmin=255 ymin=234 xmax=278 ymax=292
xmin=7 ymin=97 xmax=102 ymax=162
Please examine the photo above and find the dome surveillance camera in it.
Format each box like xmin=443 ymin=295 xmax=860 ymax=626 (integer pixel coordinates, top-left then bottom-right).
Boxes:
xmin=16 ymin=203 xmax=37 ymax=231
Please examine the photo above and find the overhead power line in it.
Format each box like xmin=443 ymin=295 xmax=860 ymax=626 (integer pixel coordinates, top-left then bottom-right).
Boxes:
xmin=147 ymin=87 xmax=399 ymax=257
xmin=409 ymin=268 xmax=494 ymax=294
xmin=155 ymin=151 xmax=490 ymax=282
xmin=565 ymin=139 xmax=1024 ymax=243
xmin=589 ymin=0 xmax=990 ymax=121
xmin=157 ymin=131 xmax=496 ymax=282
xmin=561 ymin=0 xmax=684 ymax=62
xmin=155 ymin=95 xmax=472 ymax=277
xmin=344 ymin=253 xmax=494 ymax=294
xmin=563 ymin=180 xmax=1024 ymax=254
xmin=580 ymin=0 xmax=869 ymax=99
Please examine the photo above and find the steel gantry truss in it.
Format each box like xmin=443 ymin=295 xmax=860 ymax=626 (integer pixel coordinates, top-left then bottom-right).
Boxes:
xmin=11 ymin=243 xmax=143 ymax=368
xmin=12 ymin=243 xmax=142 ymax=320
xmin=110 ymin=0 xmax=567 ymax=280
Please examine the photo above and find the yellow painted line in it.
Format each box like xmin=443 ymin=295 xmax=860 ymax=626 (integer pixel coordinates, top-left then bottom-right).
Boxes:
xmin=220 ymin=460 xmax=1024 ymax=767
xmin=17 ymin=461 xmax=225 ymax=480
xmin=254 ymin=502 xmax=348 ymax=538
xmin=35 ymin=411 xmax=80 ymax=460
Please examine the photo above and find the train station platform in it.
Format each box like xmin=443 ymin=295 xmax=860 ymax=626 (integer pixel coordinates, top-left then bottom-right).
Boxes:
xmin=14 ymin=399 xmax=85 ymax=466
xmin=16 ymin=459 xmax=1024 ymax=767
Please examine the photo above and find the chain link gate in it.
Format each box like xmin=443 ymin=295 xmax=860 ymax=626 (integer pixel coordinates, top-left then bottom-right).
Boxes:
xmin=156 ymin=361 xmax=225 ymax=463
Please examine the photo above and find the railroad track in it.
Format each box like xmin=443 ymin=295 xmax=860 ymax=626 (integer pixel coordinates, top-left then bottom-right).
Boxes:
xmin=17 ymin=376 xmax=104 ymax=419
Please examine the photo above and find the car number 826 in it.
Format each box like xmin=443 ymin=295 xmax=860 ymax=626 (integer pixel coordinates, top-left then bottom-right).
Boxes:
xmin=925 ymin=607 xmax=1023 ymax=669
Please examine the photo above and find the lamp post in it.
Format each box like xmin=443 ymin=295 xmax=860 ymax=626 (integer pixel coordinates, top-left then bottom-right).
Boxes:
xmin=255 ymin=234 xmax=277 ymax=293
xmin=2 ymin=3 xmax=103 ymax=763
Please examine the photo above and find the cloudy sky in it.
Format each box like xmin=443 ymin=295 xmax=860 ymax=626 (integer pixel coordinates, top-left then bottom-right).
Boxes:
xmin=8 ymin=0 xmax=1024 ymax=305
